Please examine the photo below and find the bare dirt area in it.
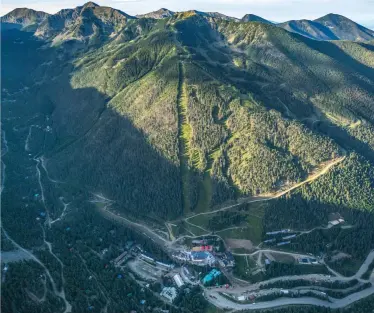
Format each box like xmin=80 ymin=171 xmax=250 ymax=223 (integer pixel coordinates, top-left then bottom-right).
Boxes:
xmin=127 ymin=258 xmax=168 ymax=282
xmin=330 ymin=252 xmax=352 ymax=262
xmin=226 ymin=239 xmax=254 ymax=251
xmin=270 ymin=252 xmax=296 ymax=263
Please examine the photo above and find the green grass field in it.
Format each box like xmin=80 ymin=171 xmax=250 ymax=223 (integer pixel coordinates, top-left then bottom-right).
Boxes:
xmin=194 ymin=170 xmax=213 ymax=214
xmin=187 ymin=201 xmax=265 ymax=244
xmin=233 ymin=255 xmax=259 ymax=281
xmin=217 ymin=225 xmax=263 ymax=245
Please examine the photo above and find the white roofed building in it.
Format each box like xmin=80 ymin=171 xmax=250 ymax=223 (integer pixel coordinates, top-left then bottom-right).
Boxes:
xmin=173 ymin=274 xmax=184 ymax=288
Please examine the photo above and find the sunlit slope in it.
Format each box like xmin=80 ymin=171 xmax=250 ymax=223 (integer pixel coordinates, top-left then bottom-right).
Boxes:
xmin=13 ymin=12 xmax=373 ymax=219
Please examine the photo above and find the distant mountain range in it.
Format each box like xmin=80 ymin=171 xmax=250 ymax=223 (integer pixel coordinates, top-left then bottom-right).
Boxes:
xmin=2 ymin=3 xmax=374 ymax=42
xmin=279 ymin=14 xmax=374 ymax=41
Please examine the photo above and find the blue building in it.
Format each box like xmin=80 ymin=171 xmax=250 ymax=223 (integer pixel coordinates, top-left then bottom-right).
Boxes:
xmin=202 ymin=269 xmax=221 ymax=285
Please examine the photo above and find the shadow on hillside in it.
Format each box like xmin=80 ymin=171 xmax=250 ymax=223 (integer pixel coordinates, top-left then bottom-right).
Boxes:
xmin=314 ymin=121 xmax=374 ymax=162
xmin=263 ymin=194 xmax=374 ymax=260
xmin=299 ymin=35 xmax=374 ymax=88
xmin=178 ymin=21 xmax=374 ymax=163
xmin=286 ymin=20 xmax=339 ymax=41
xmin=2 ymin=28 xmax=236 ymax=223
xmin=3 ymin=27 xmax=374 ymax=226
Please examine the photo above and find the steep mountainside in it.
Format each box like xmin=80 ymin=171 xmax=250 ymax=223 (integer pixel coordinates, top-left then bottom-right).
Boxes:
xmin=1 ymin=8 xmax=49 ymax=30
xmin=315 ymin=14 xmax=374 ymax=41
xmin=279 ymin=13 xmax=374 ymax=41
xmin=34 ymin=1 xmax=135 ymax=45
xmin=3 ymin=6 xmax=373 ymax=221
xmin=2 ymin=4 xmax=374 ymax=313
xmin=278 ymin=19 xmax=339 ymax=40
xmin=241 ymin=14 xmax=273 ymax=24
xmin=136 ymin=8 xmax=175 ymax=19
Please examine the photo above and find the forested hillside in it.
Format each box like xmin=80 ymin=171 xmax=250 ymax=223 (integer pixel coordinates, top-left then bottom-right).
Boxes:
xmin=3 ymin=6 xmax=373 ymax=221
xmin=2 ymin=4 xmax=374 ymax=313
xmin=278 ymin=14 xmax=374 ymax=41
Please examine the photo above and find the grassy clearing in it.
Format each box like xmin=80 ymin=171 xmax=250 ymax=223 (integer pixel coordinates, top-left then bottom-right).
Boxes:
xmin=187 ymin=201 xmax=265 ymax=244
xmin=218 ymin=226 xmax=263 ymax=245
xmin=246 ymin=215 xmax=263 ymax=244
xmin=194 ymin=171 xmax=213 ymax=214
xmin=169 ymin=223 xmax=180 ymax=238
xmin=270 ymin=253 xmax=295 ymax=264
xmin=184 ymin=222 xmax=210 ymax=236
xmin=177 ymin=62 xmax=192 ymax=214
xmin=233 ymin=255 xmax=259 ymax=281
xmin=187 ymin=213 xmax=211 ymax=229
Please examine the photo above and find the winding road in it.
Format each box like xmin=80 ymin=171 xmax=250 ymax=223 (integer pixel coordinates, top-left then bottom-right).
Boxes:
xmin=2 ymin=227 xmax=72 ymax=313
xmin=205 ymin=250 xmax=374 ymax=311
xmin=182 ymin=155 xmax=346 ymax=224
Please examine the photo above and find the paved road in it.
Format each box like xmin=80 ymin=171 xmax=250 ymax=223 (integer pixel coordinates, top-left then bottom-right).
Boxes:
xmin=205 ymin=250 xmax=374 ymax=311
xmin=206 ymin=284 xmax=374 ymax=310
xmin=96 ymin=199 xmax=172 ymax=254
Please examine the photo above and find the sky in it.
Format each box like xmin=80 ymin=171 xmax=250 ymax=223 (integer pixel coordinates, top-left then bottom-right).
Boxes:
xmin=1 ymin=0 xmax=374 ymax=28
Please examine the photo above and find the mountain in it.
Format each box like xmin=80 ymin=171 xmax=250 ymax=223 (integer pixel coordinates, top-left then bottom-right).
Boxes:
xmin=279 ymin=13 xmax=374 ymax=41
xmin=315 ymin=13 xmax=374 ymax=41
xmin=2 ymin=4 xmax=374 ymax=313
xmin=3 ymin=6 xmax=374 ymax=218
xmin=277 ymin=19 xmax=339 ymax=40
xmin=136 ymin=8 xmax=175 ymax=19
xmin=241 ymin=14 xmax=272 ymax=24
xmin=202 ymin=11 xmax=239 ymax=21
xmin=34 ymin=1 xmax=135 ymax=44
xmin=1 ymin=8 xmax=49 ymax=30
xmin=137 ymin=8 xmax=238 ymax=21
xmin=2 ymin=2 xmax=374 ymax=220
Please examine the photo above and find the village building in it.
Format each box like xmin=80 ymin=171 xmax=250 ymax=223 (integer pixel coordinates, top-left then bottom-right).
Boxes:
xmin=173 ymin=274 xmax=184 ymax=288
xmin=160 ymin=287 xmax=177 ymax=302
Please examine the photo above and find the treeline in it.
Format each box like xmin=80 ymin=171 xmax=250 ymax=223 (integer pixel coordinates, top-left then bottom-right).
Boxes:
xmin=174 ymin=286 xmax=207 ymax=313
xmin=325 ymin=282 xmax=372 ymax=299
xmin=361 ymin=260 xmax=374 ymax=280
xmin=264 ymin=262 xmax=329 ymax=279
xmin=260 ymin=279 xmax=359 ymax=290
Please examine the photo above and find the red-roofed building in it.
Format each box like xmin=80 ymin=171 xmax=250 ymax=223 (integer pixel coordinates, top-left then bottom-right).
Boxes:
xmin=192 ymin=245 xmax=213 ymax=252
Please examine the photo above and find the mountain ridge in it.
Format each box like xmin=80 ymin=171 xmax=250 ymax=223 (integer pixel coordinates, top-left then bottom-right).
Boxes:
xmin=1 ymin=7 xmax=49 ymax=31
xmin=279 ymin=13 xmax=374 ymax=41
xmin=3 ymin=3 xmax=374 ymax=42
xmin=2 ymin=4 xmax=374 ymax=312
xmin=241 ymin=13 xmax=273 ymax=24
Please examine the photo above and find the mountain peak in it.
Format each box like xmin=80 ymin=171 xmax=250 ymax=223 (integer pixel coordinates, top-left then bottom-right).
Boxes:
xmin=315 ymin=13 xmax=351 ymax=23
xmin=83 ymin=2 xmax=99 ymax=8
xmin=2 ymin=7 xmax=49 ymax=18
xmin=241 ymin=14 xmax=272 ymax=24
xmin=313 ymin=13 xmax=374 ymax=41
xmin=136 ymin=8 xmax=174 ymax=19
xmin=1 ymin=7 xmax=49 ymax=28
